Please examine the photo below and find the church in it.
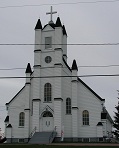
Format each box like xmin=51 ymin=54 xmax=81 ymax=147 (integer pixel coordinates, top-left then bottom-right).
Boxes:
xmin=4 ymin=7 xmax=113 ymax=143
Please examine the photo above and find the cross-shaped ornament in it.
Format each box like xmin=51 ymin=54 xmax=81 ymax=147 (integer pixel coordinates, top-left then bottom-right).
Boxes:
xmin=46 ymin=6 xmax=57 ymax=23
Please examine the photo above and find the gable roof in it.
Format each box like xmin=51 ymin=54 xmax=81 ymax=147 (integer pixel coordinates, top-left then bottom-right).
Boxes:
xmin=43 ymin=23 xmax=56 ymax=30
xmin=62 ymin=57 xmax=71 ymax=72
xmin=6 ymin=86 xmax=25 ymax=106
xmin=41 ymin=17 xmax=67 ymax=36
xmin=62 ymin=57 xmax=105 ymax=102
xmin=78 ymin=78 xmax=105 ymax=101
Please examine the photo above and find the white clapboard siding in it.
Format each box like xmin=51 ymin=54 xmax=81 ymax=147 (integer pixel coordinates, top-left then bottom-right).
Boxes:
xmin=54 ymin=27 xmax=63 ymax=49
xmin=35 ymin=29 xmax=42 ymax=50
xmin=54 ymin=100 xmax=62 ymax=137
xmin=78 ymin=81 xmax=102 ymax=137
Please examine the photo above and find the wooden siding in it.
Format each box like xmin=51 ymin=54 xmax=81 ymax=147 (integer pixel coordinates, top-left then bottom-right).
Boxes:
xmin=78 ymin=81 xmax=103 ymax=137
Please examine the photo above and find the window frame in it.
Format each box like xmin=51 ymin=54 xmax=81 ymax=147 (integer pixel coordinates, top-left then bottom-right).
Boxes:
xmin=45 ymin=37 xmax=52 ymax=49
xmin=82 ymin=110 xmax=89 ymax=125
xmin=19 ymin=112 xmax=25 ymax=127
xmin=43 ymin=111 xmax=53 ymax=117
xmin=18 ymin=139 xmax=24 ymax=143
xmin=44 ymin=83 xmax=52 ymax=102
xmin=66 ymin=98 xmax=71 ymax=114
xmin=45 ymin=56 xmax=52 ymax=63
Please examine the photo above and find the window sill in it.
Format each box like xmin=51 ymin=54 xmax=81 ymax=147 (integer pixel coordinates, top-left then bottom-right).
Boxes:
xmin=82 ymin=125 xmax=90 ymax=126
xmin=43 ymin=101 xmax=52 ymax=103
xmin=18 ymin=126 xmax=24 ymax=128
xmin=45 ymin=48 xmax=52 ymax=50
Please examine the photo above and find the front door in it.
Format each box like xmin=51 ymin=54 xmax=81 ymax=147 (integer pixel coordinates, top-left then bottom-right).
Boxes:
xmin=42 ymin=117 xmax=53 ymax=131
xmin=42 ymin=111 xmax=54 ymax=132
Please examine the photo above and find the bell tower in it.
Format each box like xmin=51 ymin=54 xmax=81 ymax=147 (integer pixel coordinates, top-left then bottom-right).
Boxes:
xmin=34 ymin=6 xmax=67 ymax=68
xmin=32 ymin=7 xmax=68 ymax=136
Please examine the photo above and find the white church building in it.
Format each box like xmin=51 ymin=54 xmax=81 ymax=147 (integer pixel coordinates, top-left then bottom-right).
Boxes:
xmin=4 ymin=7 xmax=113 ymax=143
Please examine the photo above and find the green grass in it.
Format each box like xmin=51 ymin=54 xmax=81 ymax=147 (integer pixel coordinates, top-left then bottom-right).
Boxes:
xmin=0 ymin=145 xmax=118 ymax=148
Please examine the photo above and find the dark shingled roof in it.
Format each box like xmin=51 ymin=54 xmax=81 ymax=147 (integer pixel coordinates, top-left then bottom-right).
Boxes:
xmin=25 ymin=63 xmax=32 ymax=74
xmin=49 ymin=22 xmax=56 ymax=28
xmin=35 ymin=19 xmax=42 ymax=30
xmin=6 ymin=86 xmax=25 ymax=105
xmin=43 ymin=22 xmax=56 ymax=30
xmin=4 ymin=116 xmax=9 ymax=122
xmin=72 ymin=60 xmax=78 ymax=71
xmin=62 ymin=25 xmax=67 ymax=36
xmin=6 ymin=124 xmax=12 ymax=128
xmin=97 ymin=122 xmax=103 ymax=126
xmin=55 ymin=17 xmax=62 ymax=27
xmin=78 ymin=78 xmax=105 ymax=101
xmin=63 ymin=57 xmax=105 ymax=102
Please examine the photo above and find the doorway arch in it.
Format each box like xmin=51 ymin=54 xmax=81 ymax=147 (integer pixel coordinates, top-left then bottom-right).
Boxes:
xmin=41 ymin=111 xmax=54 ymax=131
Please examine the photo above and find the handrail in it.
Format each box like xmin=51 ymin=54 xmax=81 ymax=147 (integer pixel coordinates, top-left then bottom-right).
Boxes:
xmin=49 ymin=126 xmax=57 ymax=143
xmin=0 ymin=132 xmax=5 ymax=138
xmin=28 ymin=126 xmax=37 ymax=141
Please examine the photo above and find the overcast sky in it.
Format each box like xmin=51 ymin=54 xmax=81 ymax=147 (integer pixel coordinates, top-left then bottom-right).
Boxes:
xmin=0 ymin=0 xmax=119 ymax=132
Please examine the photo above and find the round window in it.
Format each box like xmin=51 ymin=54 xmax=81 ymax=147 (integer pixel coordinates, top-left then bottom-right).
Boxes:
xmin=45 ymin=56 xmax=52 ymax=63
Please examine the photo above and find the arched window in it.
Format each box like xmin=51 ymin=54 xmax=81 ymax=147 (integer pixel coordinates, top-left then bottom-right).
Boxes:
xmin=82 ymin=110 xmax=89 ymax=125
xmin=44 ymin=83 xmax=52 ymax=102
xmin=19 ymin=112 xmax=25 ymax=126
xmin=43 ymin=111 xmax=53 ymax=117
xmin=66 ymin=98 xmax=71 ymax=114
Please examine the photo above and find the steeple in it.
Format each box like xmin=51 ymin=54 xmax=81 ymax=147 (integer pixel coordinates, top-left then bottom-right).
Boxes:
xmin=25 ymin=63 xmax=32 ymax=74
xmin=55 ymin=17 xmax=62 ymax=27
xmin=62 ymin=25 xmax=67 ymax=36
xmin=35 ymin=18 xmax=42 ymax=30
xmin=72 ymin=60 xmax=78 ymax=71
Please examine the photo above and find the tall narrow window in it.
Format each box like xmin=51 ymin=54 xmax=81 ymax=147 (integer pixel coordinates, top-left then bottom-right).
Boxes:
xmin=45 ymin=37 xmax=52 ymax=49
xmin=44 ymin=83 xmax=52 ymax=102
xmin=82 ymin=110 xmax=89 ymax=125
xmin=19 ymin=112 xmax=25 ymax=126
xmin=66 ymin=98 xmax=71 ymax=114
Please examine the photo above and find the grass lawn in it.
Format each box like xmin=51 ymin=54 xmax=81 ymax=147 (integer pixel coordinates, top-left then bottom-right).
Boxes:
xmin=0 ymin=145 xmax=118 ymax=148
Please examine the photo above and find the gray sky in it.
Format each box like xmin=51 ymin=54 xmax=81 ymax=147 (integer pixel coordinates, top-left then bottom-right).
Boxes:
xmin=0 ymin=0 xmax=119 ymax=132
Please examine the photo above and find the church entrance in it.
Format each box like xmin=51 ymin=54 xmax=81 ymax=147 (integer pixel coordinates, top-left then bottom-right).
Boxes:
xmin=42 ymin=111 xmax=54 ymax=132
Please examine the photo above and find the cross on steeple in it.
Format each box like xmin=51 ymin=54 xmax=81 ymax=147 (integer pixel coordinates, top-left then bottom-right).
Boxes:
xmin=46 ymin=6 xmax=57 ymax=23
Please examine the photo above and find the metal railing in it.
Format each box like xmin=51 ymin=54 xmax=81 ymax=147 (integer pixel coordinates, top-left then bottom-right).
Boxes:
xmin=49 ymin=126 xmax=57 ymax=143
xmin=28 ymin=126 xmax=37 ymax=142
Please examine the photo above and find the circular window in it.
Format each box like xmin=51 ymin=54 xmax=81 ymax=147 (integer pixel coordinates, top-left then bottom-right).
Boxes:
xmin=45 ymin=56 xmax=52 ymax=63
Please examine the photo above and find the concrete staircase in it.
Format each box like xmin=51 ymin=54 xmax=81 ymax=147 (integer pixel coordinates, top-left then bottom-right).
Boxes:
xmin=28 ymin=131 xmax=57 ymax=144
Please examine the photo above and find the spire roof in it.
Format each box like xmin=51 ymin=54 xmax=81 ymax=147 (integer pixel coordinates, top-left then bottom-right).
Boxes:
xmin=62 ymin=25 xmax=67 ymax=36
xmin=55 ymin=17 xmax=62 ymax=27
xmin=35 ymin=18 xmax=42 ymax=30
xmin=25 ymin=63 xmax=32 ymax=74
xmin=72 ymin=60 xmax=78 ymax=71
xmin=4 ymin=116 xmax=9 ymax=122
